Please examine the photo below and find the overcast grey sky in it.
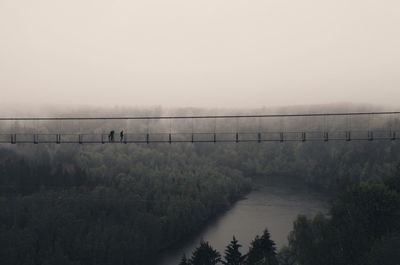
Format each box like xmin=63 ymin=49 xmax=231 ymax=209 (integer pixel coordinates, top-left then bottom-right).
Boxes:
xmin=0 ymin=0 xmax=399 ymax=108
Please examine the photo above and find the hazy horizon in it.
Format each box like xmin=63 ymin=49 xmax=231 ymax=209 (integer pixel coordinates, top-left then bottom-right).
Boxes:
xmin=1 ymin=0 xmax=400 ymax=108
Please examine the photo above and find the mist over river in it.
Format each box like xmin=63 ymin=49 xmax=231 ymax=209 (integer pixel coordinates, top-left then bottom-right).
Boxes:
xmin=155 ymin=182 xmax=328 ymax=265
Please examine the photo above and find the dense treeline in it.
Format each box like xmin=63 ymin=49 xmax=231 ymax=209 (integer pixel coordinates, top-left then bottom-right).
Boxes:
xmin=178 ymin=230 xmax=278 ymax=265
xmin=179 ymin=174 xmax=400 ymax=265
xmin=284 ymin=174 xmax=400 ymax=265
xmin=208 ymin=139 xmax=400 ymax=190
xmin=0 ymin=145 xmax=251 ymax=265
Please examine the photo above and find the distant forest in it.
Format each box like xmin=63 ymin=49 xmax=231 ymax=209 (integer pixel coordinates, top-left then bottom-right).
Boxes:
xmin=0 ymin=106 xmax=399 ymax=265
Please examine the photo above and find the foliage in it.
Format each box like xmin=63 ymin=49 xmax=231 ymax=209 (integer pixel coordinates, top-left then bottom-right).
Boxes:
xmin=276 ymin=247 xmax=296 ymax=265
xmin=189 ymin=241 xmax=221 ymax=265
xmin=0 ymin=145 xmax=251 ymax=265
xmin=246 ymin=229 xmax=278 ymax=265
xmin=223 ymin=236 xmax=245 ymax=265
xmin=285 ymin=178 xmax=400 ymax=265
xmin=365 ymin=233 xmax=400 ymax=265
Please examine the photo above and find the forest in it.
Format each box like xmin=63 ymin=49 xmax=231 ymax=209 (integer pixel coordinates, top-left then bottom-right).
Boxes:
xmin=0 ymin=106 xmax=400 ymax=265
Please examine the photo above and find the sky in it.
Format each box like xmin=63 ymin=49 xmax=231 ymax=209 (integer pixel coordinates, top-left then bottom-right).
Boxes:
xmin=0 ymin=0 xmax=399 ymax=108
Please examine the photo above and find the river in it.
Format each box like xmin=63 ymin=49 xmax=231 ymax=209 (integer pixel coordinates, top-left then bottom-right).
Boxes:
xmin=155 ymin=183 xmax=327 ymax=265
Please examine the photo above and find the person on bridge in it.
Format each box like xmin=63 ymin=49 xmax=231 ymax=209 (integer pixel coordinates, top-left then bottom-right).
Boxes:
xmin=109 ymin=130 xmax=115 ymax=142
xmin=120 ymin=130 xmax=124 ymax=143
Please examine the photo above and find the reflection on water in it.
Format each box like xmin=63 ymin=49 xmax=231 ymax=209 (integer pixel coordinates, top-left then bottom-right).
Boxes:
xmin=156 ymin=184 xmax=327 ymax=265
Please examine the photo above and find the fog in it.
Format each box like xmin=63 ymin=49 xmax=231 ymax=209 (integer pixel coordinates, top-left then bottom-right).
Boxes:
xmin=1 ymin=0 xmax=400 ymax=108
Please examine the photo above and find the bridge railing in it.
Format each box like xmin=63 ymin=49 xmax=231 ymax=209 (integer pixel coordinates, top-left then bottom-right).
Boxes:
xmin=0 ymin=130 xmax=398 ymax=144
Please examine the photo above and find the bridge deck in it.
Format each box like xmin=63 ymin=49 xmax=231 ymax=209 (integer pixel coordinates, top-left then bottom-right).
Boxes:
xmin=0 ymin=130 xmax=398 ymax=144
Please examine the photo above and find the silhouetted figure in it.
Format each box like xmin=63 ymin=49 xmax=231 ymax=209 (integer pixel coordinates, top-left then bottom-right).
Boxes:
xmin=109 ymin=130 xmax=115 ymax=142
xmin=120 ymin=130 xmax=124 ymax=143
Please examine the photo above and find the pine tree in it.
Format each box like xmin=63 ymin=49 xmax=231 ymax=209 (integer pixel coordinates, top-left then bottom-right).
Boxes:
xmin=246 ymin=229 xmax=278 ymax=265
xmin=224 ymin=236 xmax=245 ymax=265
xmin=179 ymin=254 xmax=190 ymax=265
xmin=190 ymin=241 xmax=221 ymax=265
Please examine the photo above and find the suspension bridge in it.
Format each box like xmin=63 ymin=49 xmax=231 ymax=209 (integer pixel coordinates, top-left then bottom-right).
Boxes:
xmin=0 ymin=111 xmax=399 ymax=144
